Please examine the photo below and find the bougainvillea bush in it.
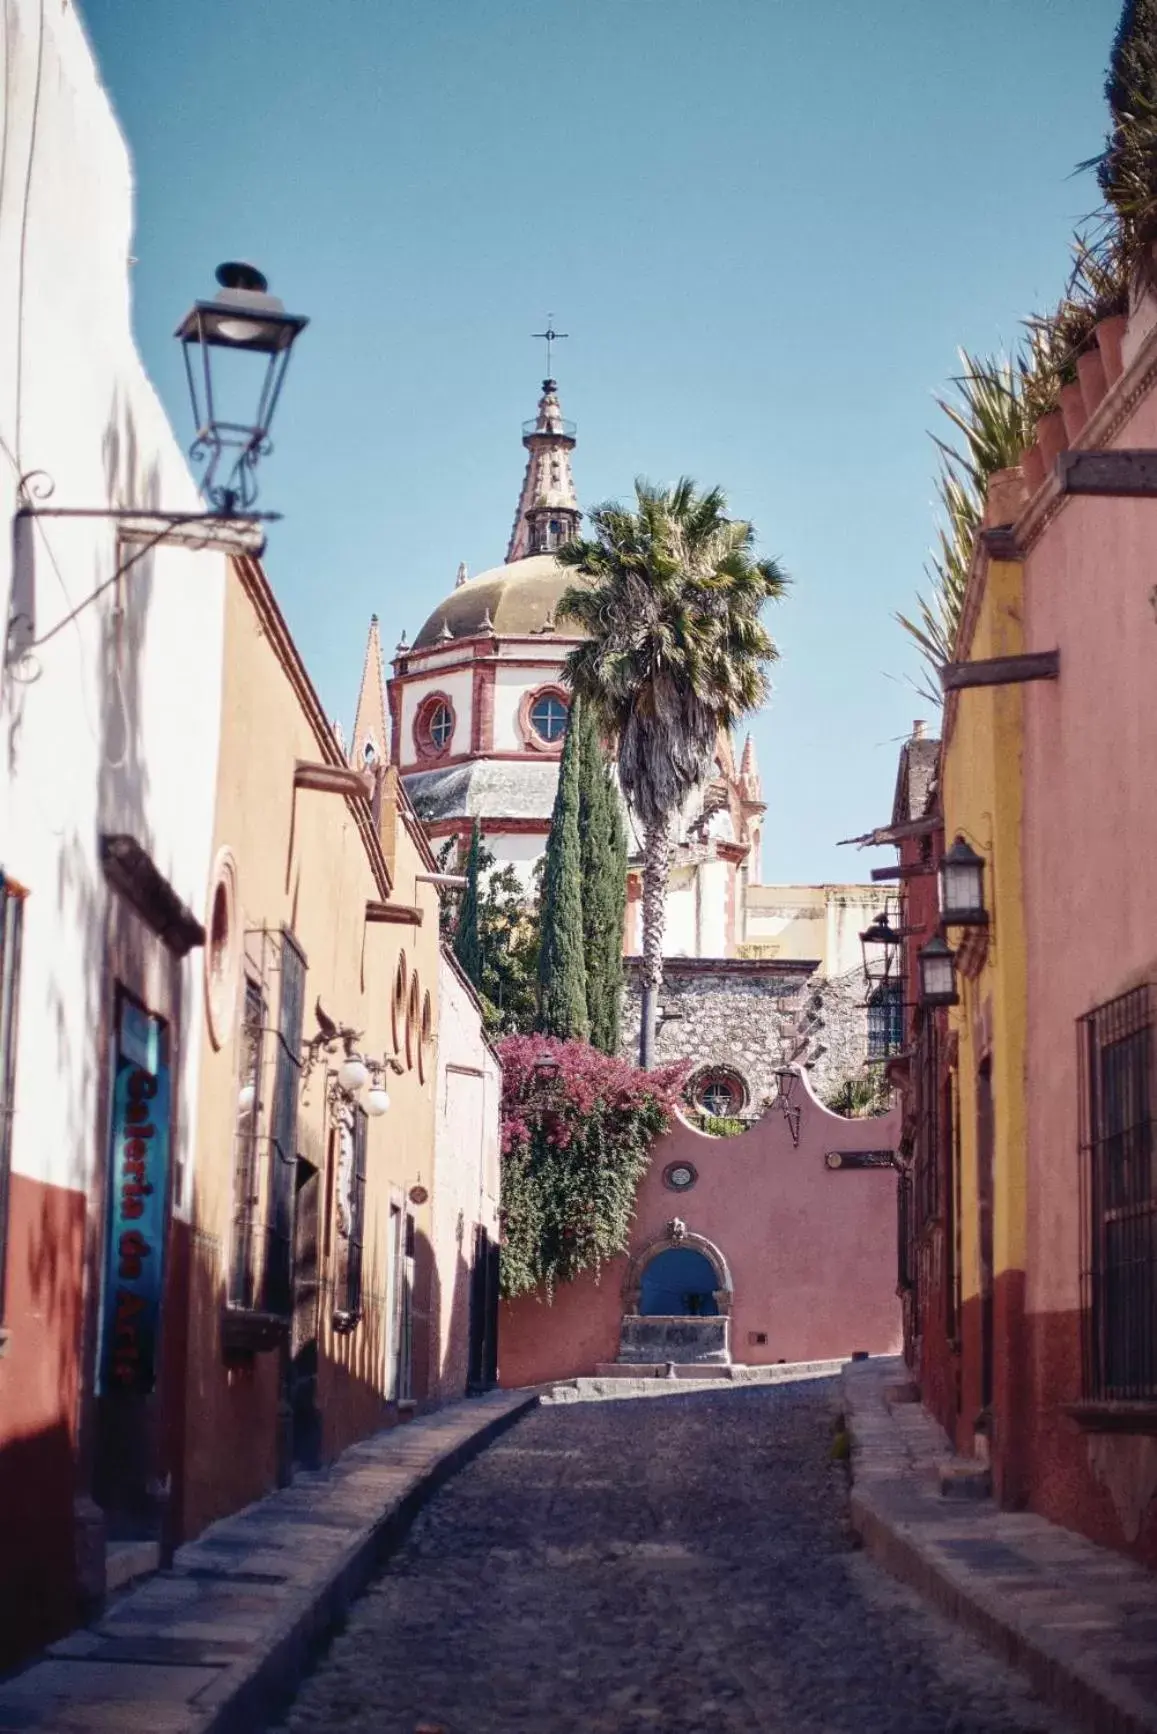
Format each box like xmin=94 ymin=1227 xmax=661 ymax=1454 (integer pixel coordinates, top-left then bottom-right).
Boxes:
xmin=496 ymin=1034 xmax=687 ymax=1299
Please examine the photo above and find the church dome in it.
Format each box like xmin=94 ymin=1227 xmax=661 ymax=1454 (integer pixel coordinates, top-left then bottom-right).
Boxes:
xmin=412 ymin=553 xmax=584 ymax=651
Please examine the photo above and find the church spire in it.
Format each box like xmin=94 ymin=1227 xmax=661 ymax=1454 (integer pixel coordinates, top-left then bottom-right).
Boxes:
xmin=505 ymin=378 xmax=581 ymax=563
xmin=350 ymin=614 xmax=389 ymax=771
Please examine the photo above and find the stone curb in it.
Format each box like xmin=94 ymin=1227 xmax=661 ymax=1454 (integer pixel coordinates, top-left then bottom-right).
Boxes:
xmin=201 ymin=1390 xmax=538 ymax=1734
xmin=0 ymin=1389 xmax=537 ymax=1734
xmin=543 ymin=1357 xmax=850 ymax=1403
xmin=843 ymin=1358 xmax=1157 ymax=1734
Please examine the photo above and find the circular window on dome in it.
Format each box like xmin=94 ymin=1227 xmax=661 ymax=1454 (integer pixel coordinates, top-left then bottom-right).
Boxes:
xmin=689 ymin=1068 xmax=747 ymax=1120
xmin=414 ymin=694 xmax=455 ymax=759
xmin=527 ymin=689 xmax=568 ymax=746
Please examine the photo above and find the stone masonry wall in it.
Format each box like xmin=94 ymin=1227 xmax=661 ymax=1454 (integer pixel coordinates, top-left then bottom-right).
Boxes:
xmin=619 ymin=962 xmax=872 ymax=1110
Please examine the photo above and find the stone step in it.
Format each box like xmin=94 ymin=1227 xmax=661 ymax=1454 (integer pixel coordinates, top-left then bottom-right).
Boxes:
xmin=938 ymin=1460 xmax=994 ymax=1500
xmin=593 ymin=1361 xmax=733 ymax=1381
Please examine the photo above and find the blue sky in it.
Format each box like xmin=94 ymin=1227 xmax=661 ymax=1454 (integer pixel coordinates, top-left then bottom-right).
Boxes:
xmin=80 ymin=0 xmax=1119 ymax=883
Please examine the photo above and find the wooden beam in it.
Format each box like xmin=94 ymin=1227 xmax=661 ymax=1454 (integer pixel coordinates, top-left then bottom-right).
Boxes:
xmin=365 ymin=900 xmax=424 ymax=926
xmin=941 ymin=650 xmax=1059 ymax=692
xmin=294 ymin=761 xmax=373 ymax=798
xmin=1059 ymin=450 xmax=1157 ymax=497
xmin=981 ymin=525 xmax=1021 ymax=561
xmin=871 ymin=862 xmax=935 ymax=881
xmin=838 ymin=815 xmax=940 ymax=848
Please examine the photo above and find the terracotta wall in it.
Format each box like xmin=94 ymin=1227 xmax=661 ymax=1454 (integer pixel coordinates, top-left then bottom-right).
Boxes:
xmin=500 ymin=1069 xmax=902 ymax=1387
xmin=1019 ymin=330 xmax=1157 ymax=1560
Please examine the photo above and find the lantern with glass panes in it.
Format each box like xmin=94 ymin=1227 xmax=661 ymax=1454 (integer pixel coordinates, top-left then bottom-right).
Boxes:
xmin=939 ymin=837 xmax=987 ymax=927
xmin=917 ymin=934 xmax=959 ymax=1007
xmin=176 ymin=263 xmax=309 ymax=514
xmin=859 ymin=909 xmax=904 ymax=990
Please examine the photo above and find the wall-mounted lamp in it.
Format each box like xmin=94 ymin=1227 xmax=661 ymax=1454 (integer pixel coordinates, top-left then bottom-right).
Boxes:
xmin=918 ymin=935 xmax=959 ymax=1007
xmin=176 ymin=262 xmax=308 ymax=514
xmin=859 ymin=911 xmax=902 ymax=988
xmin=939 ymin=837 xmax=987 ymax=927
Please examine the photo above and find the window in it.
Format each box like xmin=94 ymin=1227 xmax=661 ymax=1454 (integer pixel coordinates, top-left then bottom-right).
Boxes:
xmin=690 ymin=1069 xmax=746 ymax=1120
xmin=228 ymin=978 xmax=265 ymax=1309
xmin=529 ymin=691 xmax=568 ymax=744
xmin=406 ymin=971 xmax=421 ymax=1071
xmin=0 ymin=878 xmax=26 ymax=1324
xmin=867 ymin=980 xmax=904 ymax=1061
xmin=419 ymin=990 xmax=433 ymax=1085
xmin=1080 ymin=985 xmax=1157 ymax=1400
xmin=228 ymin=927 xmax=306 ymax=1322
xmin=335 ymin=1106 xmax=368 ymax=1327
xmin=392 ymin=952 xmax=408 ymax=1054
xmin=415 ymin=695 xmax=454 ymax=758
xmin=663 ymin=1161 xmax=698 ymax=1193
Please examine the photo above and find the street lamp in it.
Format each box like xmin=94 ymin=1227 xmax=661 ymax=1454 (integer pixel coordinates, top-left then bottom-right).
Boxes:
xmin=175 ymin=262 xmax=308 ymax=514
xmin=859 ymin=911 xmax=902 ymax=988
xmin=917 ymin=935 xmax=959 ymax=1007
xmin=939 ymin=837 xmax=987 ymax=927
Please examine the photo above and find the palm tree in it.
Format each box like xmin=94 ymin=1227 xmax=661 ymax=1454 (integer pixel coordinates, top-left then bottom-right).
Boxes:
xmin=557 ymin=479 xmax=787 ymax=1067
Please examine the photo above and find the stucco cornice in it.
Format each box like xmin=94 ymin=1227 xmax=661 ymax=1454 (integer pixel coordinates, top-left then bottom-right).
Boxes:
xmin=232 ymin=554 xmax=392 ymax=897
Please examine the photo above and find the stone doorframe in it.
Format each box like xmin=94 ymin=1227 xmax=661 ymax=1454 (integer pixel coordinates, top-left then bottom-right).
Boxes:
xmin=622 ymin=1231 xmax=734 ymax=1318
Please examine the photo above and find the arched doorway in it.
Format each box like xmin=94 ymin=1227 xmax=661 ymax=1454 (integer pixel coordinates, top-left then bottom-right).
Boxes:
xmin=639 ymin=1248 xmax=720 ymax=1317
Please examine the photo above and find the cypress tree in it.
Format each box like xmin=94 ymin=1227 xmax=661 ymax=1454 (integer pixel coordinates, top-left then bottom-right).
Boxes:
xmin=579 ymin=705 xmax=628 ymax=1054
xmin=537 ymin=698 xmax=589 ymax=1040
xmin=453 ymin=821 xmax=484 ymax=988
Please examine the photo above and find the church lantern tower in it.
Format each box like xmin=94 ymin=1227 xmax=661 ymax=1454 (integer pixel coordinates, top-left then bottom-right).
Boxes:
xmin=505 ymin=379 xmax=581 ymax=562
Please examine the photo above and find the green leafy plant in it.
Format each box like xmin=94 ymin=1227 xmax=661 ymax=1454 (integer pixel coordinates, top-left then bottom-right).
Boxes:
xmin=823 ymin=1070 xmax=891 ymax=1119
xmin=497 ymin=1035 xmax=687 ymax=1298
xmin=1095 ymin=0 xmax=1157 ymax=272
xmin=696 ymin=1113 xmax=749 ymax=1138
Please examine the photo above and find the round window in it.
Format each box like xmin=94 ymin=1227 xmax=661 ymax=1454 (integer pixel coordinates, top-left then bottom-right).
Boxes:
xmin=692 ymin=1070 xmax=745 ymax=1118
xmin=529 ymin=692 xmax=568 ymax=744
xmin=663 ymin=1161 xmax=698 ymax=1192
xmin=416 ymin=696 xmax=454 ymax=757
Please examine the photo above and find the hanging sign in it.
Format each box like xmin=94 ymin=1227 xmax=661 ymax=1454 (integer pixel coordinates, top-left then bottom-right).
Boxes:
xmin=99 ymin=1003 xmax=171 ymax=1395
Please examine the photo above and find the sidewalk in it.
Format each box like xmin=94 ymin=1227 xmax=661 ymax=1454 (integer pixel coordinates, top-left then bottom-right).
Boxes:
xmin=844 ymin=1356 xmax=1157 ymax=1734
xmin=0 ymin=1389 xmax=536 ymax=1734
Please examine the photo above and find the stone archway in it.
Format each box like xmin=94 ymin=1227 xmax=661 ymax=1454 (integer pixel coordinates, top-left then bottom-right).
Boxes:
xmin=616 ymin=1229 xmax=733 ymax=1367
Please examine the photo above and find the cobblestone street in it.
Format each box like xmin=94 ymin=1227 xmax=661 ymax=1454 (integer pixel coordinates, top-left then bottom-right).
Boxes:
xmin=277 ymin=1378 xmax=1072 ymax=1734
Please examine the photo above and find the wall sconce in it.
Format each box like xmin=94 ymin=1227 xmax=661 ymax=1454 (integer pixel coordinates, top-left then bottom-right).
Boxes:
xmin=939 ymin=837 xmax=987 ymax=927
xmin=918 ymin=935 xmax=959 ymax=1007
xmin=364 ymin=1054 xmax=404 ymax=1116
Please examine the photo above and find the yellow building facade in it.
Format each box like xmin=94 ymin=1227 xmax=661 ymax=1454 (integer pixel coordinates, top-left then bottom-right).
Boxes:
xmin=938 ymin=515 xmax=1029 ymax=1501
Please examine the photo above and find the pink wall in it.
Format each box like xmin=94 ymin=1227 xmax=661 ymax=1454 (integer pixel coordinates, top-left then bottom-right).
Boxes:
xmin=1020 ymin=363 xmax=1157 ymax=1557
xmin=500 ymin=1069 xmax=903 ymax=1388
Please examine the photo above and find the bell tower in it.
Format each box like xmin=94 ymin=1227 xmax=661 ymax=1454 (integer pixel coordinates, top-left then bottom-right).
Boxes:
xmin=505 ymin=378 xmax=581 ymax=562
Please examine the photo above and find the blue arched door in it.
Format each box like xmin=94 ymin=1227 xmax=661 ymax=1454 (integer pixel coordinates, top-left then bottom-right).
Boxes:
xmin=639 ymin=1248 xmax=719 ymax=1317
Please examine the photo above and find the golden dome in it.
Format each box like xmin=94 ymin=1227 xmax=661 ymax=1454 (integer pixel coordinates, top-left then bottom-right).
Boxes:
xmin=412 ymin=554 xmax=585 ymax=651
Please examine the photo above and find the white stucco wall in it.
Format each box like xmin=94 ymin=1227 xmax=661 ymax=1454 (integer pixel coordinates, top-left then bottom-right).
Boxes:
xmin=399 ymin=664 xmax=474 ymax=763
xmin=697 ymin=857 xmax=731 ymax=956
xmin=492 ymin=661 xmax=565 ymax=752
xmin=430 ymin=952 xmax=500 ymax=1401
xmin=0 ymin=0 xmax=226 ymax=1215
xmin=481 ymin=829 xmax=546 ymax=892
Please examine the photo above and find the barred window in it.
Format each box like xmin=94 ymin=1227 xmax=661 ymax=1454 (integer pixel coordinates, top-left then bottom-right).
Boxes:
xmin=0 ymin=877 xmax=26 ymax=1324
xmin=868 ymin=980 xmax=904 ymax=1061
xmin=1080 ymin=985 xmax=1157 ymax=1400
xmin=337 ymin=1106 xmax=368 ymax=1325
xmin=228 ymin=927 xmax=306 ymax=1320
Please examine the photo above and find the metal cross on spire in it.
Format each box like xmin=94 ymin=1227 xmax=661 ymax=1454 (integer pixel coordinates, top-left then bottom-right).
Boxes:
xmin=532 ymin=319 xmax=568 ymax=378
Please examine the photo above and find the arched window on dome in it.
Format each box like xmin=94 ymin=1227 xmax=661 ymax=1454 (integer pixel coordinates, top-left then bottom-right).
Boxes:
xmin=528 ymin=690 xmax=568 ymax=745
xmin=414 ymin=693 xmax=455 ymax=760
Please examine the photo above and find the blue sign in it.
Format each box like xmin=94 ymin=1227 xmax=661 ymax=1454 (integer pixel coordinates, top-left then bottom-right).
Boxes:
xmin=99 ymin=1008 xmax=171 ymax=1396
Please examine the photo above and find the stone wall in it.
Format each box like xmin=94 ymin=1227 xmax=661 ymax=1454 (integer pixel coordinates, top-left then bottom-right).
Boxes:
xmin=619 ymin=959 xmax=872 ymax=1109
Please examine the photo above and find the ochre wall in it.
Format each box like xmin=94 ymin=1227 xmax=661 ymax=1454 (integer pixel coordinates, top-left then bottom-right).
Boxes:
xmin=499 ymin=1072 xmax=902 ymax=1387
xmin=939 ymin=547 xmax=1028 ymax=1499
xmin=183 ymin=560 xmax=442 ymax=1542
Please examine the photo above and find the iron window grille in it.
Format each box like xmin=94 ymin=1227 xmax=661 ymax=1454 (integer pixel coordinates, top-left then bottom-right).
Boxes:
xmin=0 ymin=877 xmax=25 ymax=1325
xmin=1079 ymin=984 xmax=1157 ymax=1401
xmin=867 ymin=979 xmax=905 ymax=1061
xmin=334 ymin=1104 xmax=368 ymax=1329
xmin=227 ymin=926 xmax=307 ymax=1322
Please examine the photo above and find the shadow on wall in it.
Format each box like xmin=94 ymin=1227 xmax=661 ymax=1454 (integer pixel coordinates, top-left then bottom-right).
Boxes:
xmin=0 ymin=396 xmax=175 ymax=1658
